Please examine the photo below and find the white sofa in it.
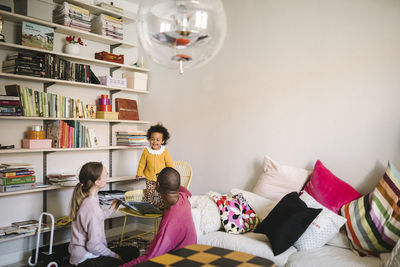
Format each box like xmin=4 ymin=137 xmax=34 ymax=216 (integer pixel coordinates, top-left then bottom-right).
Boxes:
xmin=189 ymin=189 xmax=388 ymax=267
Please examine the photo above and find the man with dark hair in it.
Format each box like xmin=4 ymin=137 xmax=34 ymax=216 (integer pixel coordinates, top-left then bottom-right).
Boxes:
xmin=121 ymin=167 xmax=197 ymax=267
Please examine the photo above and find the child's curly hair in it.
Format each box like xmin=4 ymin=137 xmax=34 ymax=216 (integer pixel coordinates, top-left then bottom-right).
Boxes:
xmin=147 ymin=123 xmax=170 ymax=145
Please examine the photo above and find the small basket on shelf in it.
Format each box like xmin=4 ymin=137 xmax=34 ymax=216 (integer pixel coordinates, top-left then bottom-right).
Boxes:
xmin=95 ymin=51 xmax=124 ymax=64
xmin=124 ymin=189 xmax=145 ymax=202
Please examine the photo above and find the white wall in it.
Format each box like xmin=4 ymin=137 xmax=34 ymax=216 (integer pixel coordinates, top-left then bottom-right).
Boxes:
xmin=140 ymin=0 xmax=400 ymax=195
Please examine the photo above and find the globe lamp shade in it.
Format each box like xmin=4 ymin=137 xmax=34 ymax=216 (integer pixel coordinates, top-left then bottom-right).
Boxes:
xmin=136 ymin=0 xmax=227 ymax=74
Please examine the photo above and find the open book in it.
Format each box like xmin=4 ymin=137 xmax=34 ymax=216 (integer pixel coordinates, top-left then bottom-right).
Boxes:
xmin=119 ymin=199 xmax=162 ymax=215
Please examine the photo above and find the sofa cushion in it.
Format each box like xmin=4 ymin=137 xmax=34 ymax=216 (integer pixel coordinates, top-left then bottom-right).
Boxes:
xmin=254 ymin=192 xmax=322 ymax=255
xmin=294 ymin=192 xmax=347 ymax=251
xmin=304 ymin=160 xmax=362 ymax=214
xmin=230 ymin=188 xmax=278 ymax=220
xmin=252 ymin=155 xmax=311 ymax=201
xmin=211 ymin=192 xmax=259 ymax=234
xmin=340 ymin=161 xmax=400 ymax=256
xmin=285 ymin=245 xmax=383 ymax=267
xmin=189 ymin=195 xmax=221 ymax=235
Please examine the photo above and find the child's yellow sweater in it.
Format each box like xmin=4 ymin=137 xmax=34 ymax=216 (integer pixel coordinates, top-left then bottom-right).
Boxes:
xmin=136 ymin=146 xmax=174 ymax=181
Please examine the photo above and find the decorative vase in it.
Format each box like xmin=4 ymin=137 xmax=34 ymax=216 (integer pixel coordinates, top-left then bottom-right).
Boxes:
xmin=64 ymin=43 xmax=80 ymax=55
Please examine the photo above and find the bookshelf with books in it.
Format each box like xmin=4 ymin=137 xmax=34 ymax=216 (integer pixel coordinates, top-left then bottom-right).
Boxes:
xmin=0 ymin=1 xmax=149 ymax=262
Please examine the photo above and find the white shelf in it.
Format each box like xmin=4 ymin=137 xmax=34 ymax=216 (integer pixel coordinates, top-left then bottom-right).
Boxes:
xmin=0 ymin=10 xmax=135 ymax=47
xmin=53 ymin=0 xmax=136 ymax=24
xmin=0 ymin=116 xmax=149 ymax=124
xmin=0 ymin=42 xmax=149 ymax=72
xmin=0 ymin=146 xmax=146 ymax=154
xmin=0 ymin=73 xmax=149 ymax=94
xmin=0 ymin=177 xmax=145 ymax=197
xmin=0 ymin=185 xmax=61 ymax=197
xmin=0 ymin=225 xmax=56 ymax=243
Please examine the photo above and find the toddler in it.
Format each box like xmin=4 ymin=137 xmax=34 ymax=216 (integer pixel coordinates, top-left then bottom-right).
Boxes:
xmin=136 ymin=123 xmax=174 ymax=208
xmin=68 ymin=162 xmax=138 ymax=266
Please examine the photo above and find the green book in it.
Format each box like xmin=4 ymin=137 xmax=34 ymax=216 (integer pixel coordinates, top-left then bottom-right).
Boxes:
xmin=0 ymin=176 xmax=36 ymax=186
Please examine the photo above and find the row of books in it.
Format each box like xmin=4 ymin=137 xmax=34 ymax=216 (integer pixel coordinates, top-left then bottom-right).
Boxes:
xmin=45 ymin=120 xmax=98 ymax=148
xmin=0 ymin=95 xmax=22 ymax=116
xmin=116 ymin=131 xmax=148 ymax=147
xmin=53 ymin=2 xmax=91 ymax=32
xmin=2 ymin=52 xmax=97 ymax=84
xmin=92 ymin=14 xmax=123 ymax=40
xmin=4 ymin=84 xmax=93 ymax=119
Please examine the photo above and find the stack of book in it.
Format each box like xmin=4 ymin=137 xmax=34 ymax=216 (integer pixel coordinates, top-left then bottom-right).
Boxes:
xmin=45 ymin=120 xmax=98 ymax=148
xmin=47 ymin=174 xmax=78 ymax=186
xmin=53 ymin=2 xmax=91 ymax=32
xmin=98 ymin=190 xmax=125 ymax=206
xmin=0 ymin=220 xmax=49 ymax=238
xmin=0 ymin=163 xmax=36 ymax=193
xmin=2 ymin=52 xmax=45 ymax=77
xmin=91 ymin=14 xmax=123 ymax=40
xmin=0 ymin=95 xmax=22 ymax=116
xmin=6 ymin=84 xmax=93 ymax=118
xmin=116 ymin=131 xmax=148 ymax=147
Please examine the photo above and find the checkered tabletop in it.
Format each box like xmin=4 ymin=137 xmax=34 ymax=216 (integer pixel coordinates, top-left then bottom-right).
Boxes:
xmin=135 ymin=244 xmax=275 ymax=267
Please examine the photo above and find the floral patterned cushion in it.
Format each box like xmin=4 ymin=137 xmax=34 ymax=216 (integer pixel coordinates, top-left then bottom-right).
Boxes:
xmin=211 ymin=192 xmax=259 ymax=234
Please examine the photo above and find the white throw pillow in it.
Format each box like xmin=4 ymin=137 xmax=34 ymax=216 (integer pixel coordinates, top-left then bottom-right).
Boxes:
xmin=252 ymin=155 xmax=311 ymax=201
xmin=230 ymin=188 xmax=277 ymax=220
xmin=294 ymin=192 xmax=347 ymax=251
xmin=189 ymin=194 xmax=221 ymax=235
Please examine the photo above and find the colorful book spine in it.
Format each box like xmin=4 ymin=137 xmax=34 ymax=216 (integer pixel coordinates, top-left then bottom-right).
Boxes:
xmin=0 ymin=176 xmax=36 ymax=185
xmin=2 ymin=170 xmax=34 ymax=177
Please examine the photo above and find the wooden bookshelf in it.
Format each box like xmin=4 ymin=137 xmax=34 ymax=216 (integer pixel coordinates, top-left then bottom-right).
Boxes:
xmin=0 ymin=73 xmax=149 ymax=94
xmin=0 ymin=10 xmax=135 ymax=47
xmin=0 ymin=42 xmax=149 ymax=72
xmin=53 ymin=0 xmax=136 ymax=24
xmin=0 ymin=116 xmax=149 ymax=124
xmin=0 ymin=146 xmax=146 ymax=154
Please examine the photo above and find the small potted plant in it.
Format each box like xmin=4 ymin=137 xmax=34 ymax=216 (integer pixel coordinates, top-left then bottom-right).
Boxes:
xmin=64 ymin=35 xmax=86 ymax=55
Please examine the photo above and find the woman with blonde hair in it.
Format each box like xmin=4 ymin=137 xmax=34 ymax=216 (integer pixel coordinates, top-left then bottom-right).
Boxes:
xmin=68 ymin=162 xmax=136 ymax=266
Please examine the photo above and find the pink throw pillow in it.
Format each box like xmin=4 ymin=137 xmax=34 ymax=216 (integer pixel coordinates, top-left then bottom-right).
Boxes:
xmin=304 ymin=160 xmax=361 ymax=214
xmin=252 ymin=155 xmax=311 ymax=201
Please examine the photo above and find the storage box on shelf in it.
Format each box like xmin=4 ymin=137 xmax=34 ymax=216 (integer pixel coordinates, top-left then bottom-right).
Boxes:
xmin=123 ymin=72 xmax=148 ymax=91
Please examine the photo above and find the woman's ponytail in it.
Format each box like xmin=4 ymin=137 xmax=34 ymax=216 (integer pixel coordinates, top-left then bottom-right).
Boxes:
xmin=69 ymin=162 xmax=103 ymax=221
xmin=69 ymin=183 xmax=87 ymax=221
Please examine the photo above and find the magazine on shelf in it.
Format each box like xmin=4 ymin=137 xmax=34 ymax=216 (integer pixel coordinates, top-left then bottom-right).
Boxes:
xmin=118 ymin=199 xmax=162 ymax=215
xmin=21 ymin=21 xmax=54 ymax=51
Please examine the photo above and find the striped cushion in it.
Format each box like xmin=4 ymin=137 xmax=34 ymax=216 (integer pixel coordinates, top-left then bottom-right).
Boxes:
xmin=340 ymin=161 xmax=400 ymax=256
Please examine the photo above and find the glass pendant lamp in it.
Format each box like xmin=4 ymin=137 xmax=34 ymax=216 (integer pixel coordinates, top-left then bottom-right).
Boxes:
xmin=136 ymin=0 xmax=227 ymax=74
